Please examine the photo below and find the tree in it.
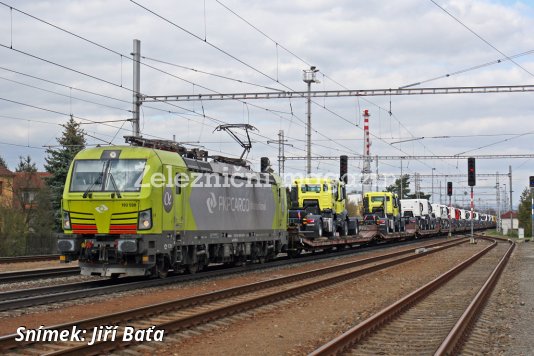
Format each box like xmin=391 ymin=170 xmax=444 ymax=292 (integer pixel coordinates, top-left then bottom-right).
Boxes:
xmin=517 ymin=187 xmax=532 ymax=238
xmin=44 ymin=116 xmax=86 ymax=230
xmin=386 ymin=174 xmax=411 ymax=199
xmin=15 ymin=155 xmax=37 ymax=173
xmin=0 ymin=155 xmax=7 ymax=169
xmin=385 ymin=174 xmax=431 ymax=200
xmin=13 ymin=155 xmax=39 ymax=225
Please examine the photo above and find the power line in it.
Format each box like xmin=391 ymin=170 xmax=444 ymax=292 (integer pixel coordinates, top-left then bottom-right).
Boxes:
xmin=429 ymin=0 xmax=534 ymax=78
xmin=400 ymin=48 xmax=534 ymax=88
xmin=130 ymin=0 xmax=284 ymax=87
xmin=0 ymin=44 xmax=127 ymax=91
xmin=142 ymin=56 xmax=284 ymax=92
xmin=284 ymin=154 xmax=534 ymax=160
xmin=0 ymin=75 xmax=130 ymax=113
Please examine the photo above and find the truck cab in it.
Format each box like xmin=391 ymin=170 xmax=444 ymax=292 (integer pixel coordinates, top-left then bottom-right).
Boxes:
xmin=362 ymin=192 xmax=402 ymax=233
xmin=400 ymin=199 xmax=436 ymax=230
xmin=289 ymin=177 xmax=351 ymax=238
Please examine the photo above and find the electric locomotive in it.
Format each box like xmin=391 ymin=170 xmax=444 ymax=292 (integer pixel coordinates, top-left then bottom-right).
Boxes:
xmin=58 ymin=136 xmax=287 ymax=277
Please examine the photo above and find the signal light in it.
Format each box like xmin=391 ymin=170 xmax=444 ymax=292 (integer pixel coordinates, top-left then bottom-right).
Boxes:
xmin=467 ymin=157 xmax=476 ymax=187
xmin=530 ymin=176 xmax=534 ymax=188
xmin=447 ymin=182 xmax=453 ymax=196
xmin=340 ymin=155 xmax=348 ymax=183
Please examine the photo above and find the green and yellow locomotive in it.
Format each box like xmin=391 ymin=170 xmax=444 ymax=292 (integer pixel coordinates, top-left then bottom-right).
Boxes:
xmin=58 ymin=137 xmax=287 ymax=277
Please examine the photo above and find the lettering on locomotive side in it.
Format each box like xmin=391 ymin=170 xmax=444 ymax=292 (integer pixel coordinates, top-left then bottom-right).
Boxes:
xmin=205 ymin=193 xmax=268 ymax=214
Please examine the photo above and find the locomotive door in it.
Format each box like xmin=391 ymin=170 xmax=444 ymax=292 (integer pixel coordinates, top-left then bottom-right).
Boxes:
xmin=173 ymin=167 xmax=185 ymax=229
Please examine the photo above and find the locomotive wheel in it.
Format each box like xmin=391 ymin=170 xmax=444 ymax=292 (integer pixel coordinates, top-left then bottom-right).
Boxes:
xmin=187 ymin=263 xmax=199 ymax=274
xmin=156 ymin=257 xmax=169 ymax=278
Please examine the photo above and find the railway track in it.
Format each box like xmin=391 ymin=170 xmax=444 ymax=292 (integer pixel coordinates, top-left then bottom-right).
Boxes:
xmin=0 ymin=255 xmax=59 ymax=264
xmin=0 ymin=236 xmax=454 ymax=312
xmin=0 ymin=237 xmax=468 ymax=354
xmin=0 ymin=267 xmax=80 ymax=283
xmin=310 ymin=235 xmax=514 ymax=355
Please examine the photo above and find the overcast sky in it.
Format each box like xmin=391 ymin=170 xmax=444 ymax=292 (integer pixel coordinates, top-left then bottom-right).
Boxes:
xmin=0 ymin=0 xmax=533 ymax=210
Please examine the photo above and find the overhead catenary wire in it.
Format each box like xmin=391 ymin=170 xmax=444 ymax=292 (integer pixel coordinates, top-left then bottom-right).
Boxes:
xmin=0 ymin=2 xmax=401 ymax=165
xmin=0 ymin=3 xmax=354 ymax=162
xmin=429 ymin=0 xmax=534 ymax=78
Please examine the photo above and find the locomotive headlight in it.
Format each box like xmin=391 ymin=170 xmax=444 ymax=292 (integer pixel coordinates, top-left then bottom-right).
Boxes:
xmin=62 ymin=211 xmax=71 ymax=230
xmin=138 ymin=209 xmax=152 ymax=230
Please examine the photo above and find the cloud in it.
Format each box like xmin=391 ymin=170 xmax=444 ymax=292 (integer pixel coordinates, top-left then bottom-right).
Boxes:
xmin=0 ymin=0 xmax=532 ymax=207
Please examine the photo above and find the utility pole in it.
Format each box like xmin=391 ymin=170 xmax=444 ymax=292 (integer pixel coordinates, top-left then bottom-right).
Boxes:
xmin=267 ymin=130 xmax=292 ymax=176
xmin=375 ymin=155 xmax=379 ymax=191
xmin=509 ymin=165 xmax=513 ymax=231
xmin=278 ymin=130 xmax=284 ymax=176
xmin=530 ymin=175 xmax=534 ymax=239
xmin=496 ymin=172 xmax=500 ymax=233
xmin=303 ymin=66 xmax=319 ymax=175
xmin=400 ymin=158 xmax=403 ymax=199
xmin=431 ymin=168 xmax=435 ymax=203
xmin=132 ymin=39 xmax=141 ymax=138
xmin=415 ymin=173 xmax=420 ymax=199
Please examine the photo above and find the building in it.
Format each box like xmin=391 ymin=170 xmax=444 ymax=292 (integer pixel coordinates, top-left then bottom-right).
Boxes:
xmin=12 ymin=171 xmax=52 ymax=210
xmin=0 ymin=166 xmax=15 ymax=207
xmin=0 ymin=167 xmax=51 ymax=209
xmin=501 ymin=211 xmax=518 ymax=232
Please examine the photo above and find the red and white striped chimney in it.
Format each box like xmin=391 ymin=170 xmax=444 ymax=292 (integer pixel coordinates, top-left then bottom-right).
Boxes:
xmin=363 ymin=109 xmax=370 ymax=156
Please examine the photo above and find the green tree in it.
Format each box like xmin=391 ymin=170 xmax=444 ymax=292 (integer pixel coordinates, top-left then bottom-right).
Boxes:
xmin=385 ymin=174 xmax=431 ymax=200
xmin=44 ymin=117 xmax=86 ymax=230
xmin=517 ymin=187 xmax=532 ymax=238
xmin=15 ymin=155 xmax=37 ymax=173
xmin=386 ymin=174 xmax=410 ymax=198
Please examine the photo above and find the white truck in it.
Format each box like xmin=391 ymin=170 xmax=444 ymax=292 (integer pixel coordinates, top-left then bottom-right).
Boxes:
xmin=400 ymin=199 xmax=436 ymax=230
xmin=431 ymin=203 xmax=450 ymax=230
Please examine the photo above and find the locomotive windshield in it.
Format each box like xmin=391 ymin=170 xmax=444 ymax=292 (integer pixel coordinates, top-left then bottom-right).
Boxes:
xmin=70 ymin=159 xmax=146 ymax=192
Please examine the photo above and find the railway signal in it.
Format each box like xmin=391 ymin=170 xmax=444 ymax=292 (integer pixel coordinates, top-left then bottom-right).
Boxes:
xmin=467 ymin=158 xmax=476 ymax=187
xmin=467 ymin=157 xmax=476 ymax=238
xmin=530 ymin=176 xmax=534 ymax=239
xmin=447 ymin=182 xmax=453 ymax=196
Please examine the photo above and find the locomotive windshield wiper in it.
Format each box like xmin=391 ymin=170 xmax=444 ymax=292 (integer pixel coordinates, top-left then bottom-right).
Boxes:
xmin=83 ymin=173 xmax=102 ymax=198
xmin=83 ymin=161 xmax=107 ymax=198
xmin=107 ymin=172 xmax=122 ymax=198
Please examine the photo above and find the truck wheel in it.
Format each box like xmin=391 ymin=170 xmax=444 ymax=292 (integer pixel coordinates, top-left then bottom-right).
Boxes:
xmin=340 ymin=221 xmax=348 ymax=237
xmin=314 ymin=223 xmax=323 ymax=238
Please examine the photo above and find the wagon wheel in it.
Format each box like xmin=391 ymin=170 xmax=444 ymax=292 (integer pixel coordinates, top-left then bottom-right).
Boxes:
xmin=288 ymin=248 xmax=302 ymax=258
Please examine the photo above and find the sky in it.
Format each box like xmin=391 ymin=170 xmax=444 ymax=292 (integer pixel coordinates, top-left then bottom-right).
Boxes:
xmin=0 ymin=0 xmax=533 ymax=211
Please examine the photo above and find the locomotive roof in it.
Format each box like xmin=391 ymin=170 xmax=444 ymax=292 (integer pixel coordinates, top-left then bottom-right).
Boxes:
xmin=73 ymin=145 xmax=271 ymax=178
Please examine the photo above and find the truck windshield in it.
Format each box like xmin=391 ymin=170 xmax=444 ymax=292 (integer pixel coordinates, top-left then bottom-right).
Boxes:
xmin=70 ymin=159 xmax=146 ymax=192
xmin=371 ymin=196 xmax=390 ymax=202
xmin=301 ymin=184 xmax=321 ymax=193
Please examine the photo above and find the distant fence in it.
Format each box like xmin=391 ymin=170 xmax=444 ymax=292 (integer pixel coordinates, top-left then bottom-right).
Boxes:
xmin=0 ymin=232 xmax=58 ymax=257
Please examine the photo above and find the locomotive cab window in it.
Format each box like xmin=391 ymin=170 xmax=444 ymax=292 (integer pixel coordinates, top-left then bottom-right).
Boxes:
xmin=70 ymin=159 xmax=146 ymax=192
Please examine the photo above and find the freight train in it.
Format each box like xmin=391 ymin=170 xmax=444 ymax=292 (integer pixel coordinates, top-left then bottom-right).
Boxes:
xmin=57 ymin=139 xmax=496 ymax=277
